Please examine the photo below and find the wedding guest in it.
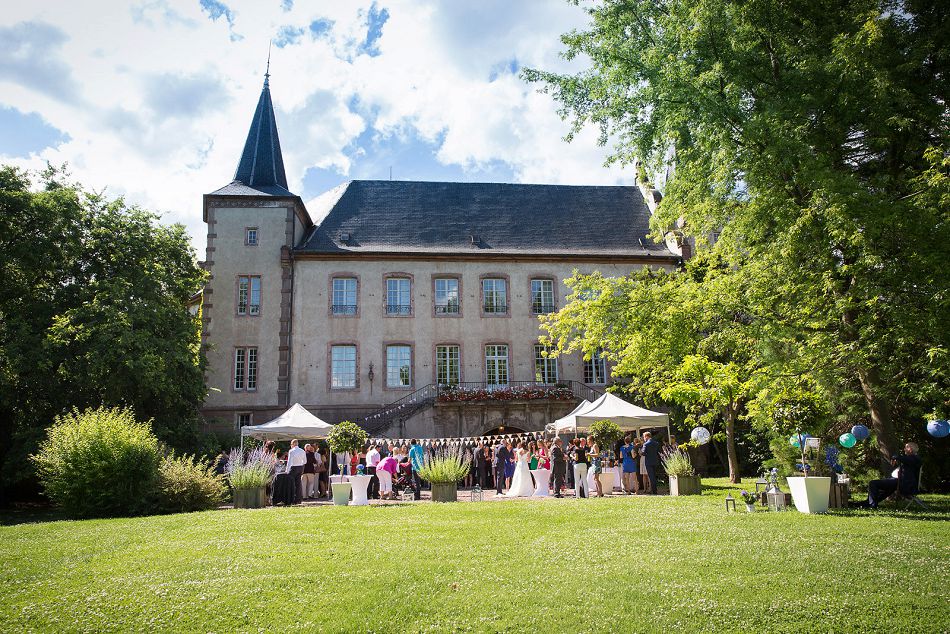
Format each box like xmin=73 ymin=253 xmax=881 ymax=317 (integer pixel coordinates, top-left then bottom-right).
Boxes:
xmin=589 ymin=441 xmax=605 ymax=497
xmin=366 ymin=443 xmax=381 ymax=500
xmin=538 ymin=440 xmax=551 ymax=470
xmin=285 ymin=439 xmax=307 ymax=504
xmin=620 ymin=435 xmax=639 ymax=494
xmin=214 ymin=449 xmax=229 ymax=476
xmin=551 ymin=438 xmax=567 ymax=497
xmin=474 ymin=443 xmax=488 ymax=489
xmin=640 ymin=432 xmax=660 ymax=494
xmin=858 ymin=442 xmax=923 ymax=509
xmin=377 ymin=453 xmax=398 ymax=499
xmin=572 ymin=438 xmax=589 ymax=498
xmin=317 ymin=446 xmax=329 ymax=497
xmin=409 ymin=439 xmax=425 ymax=500
xmin=302 ymin=443 xmax=318 ymax=499
xmin=528 ymin=441 xmax=539 ymax=470
xmin=493 ymin=439 xmax=510 ymax=495
xmin=504 ymin=440 xmax=516 ymax=489
xmin=464 ymin=446 xmax=475 ymax=488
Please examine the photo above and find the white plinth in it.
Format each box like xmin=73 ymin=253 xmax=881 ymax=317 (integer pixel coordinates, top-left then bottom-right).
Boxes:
xmin=349 ymin=474 xmax=372 ymax=506
xmin=787 ymin=476 xmax=831 ymax=514
xmin=531 ymin=469 xmax=551 ymax=496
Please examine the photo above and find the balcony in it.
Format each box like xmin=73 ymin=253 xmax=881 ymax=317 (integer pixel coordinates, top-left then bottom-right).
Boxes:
xmin=436 ymin=381 xmax=597 ymax=403
xmin=385 ymin=304 xmax=412 ymax=316
xmin=332 ymin=304 xmax=357 ymax=315
xmin=531 ymin=302 xmax=556 ymax=315
xmin=435 ymin=302 xmax=460 ymax=314
xmin=482 ymin=303 xmax=508 ymax=315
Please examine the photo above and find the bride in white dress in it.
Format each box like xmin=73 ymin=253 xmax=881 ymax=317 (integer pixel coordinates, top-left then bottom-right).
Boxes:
xmin=506 ymin=442 xmax=536 ymax=497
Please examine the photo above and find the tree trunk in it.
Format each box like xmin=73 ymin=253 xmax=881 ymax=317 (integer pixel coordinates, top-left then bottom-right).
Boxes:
xmin=725 ymin=404 xmax=741 ymax=484
xmin=856 ymin=365 xmax=895 ymax=463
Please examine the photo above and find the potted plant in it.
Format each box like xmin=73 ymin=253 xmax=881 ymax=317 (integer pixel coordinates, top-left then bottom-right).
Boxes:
xmin=773 ymin=397 xmax=831 ymax=514
xmin=226 ymin=447 xmax=277 ymax=509
xmin=661 ymin=446 xmax=701 ymax=495
xmin=327 ymin=421 xmax=368 ymax=506
xmin=739 ymin=489 xmax=757 ymax=512
xmin=417 ymin=448 xmax=471 ymax=502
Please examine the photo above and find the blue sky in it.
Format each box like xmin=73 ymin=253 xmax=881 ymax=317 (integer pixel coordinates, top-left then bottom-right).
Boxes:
xmin=0 ymin=1 xmax=632 ymax=250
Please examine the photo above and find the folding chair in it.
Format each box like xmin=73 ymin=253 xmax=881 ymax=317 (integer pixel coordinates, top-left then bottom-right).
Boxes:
xmin=895 ymin=467 xmax=928 ymax=510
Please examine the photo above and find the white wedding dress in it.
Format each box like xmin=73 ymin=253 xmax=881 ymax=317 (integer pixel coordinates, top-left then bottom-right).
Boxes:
xmin=506 ymin=449 xmax=535 ymax=497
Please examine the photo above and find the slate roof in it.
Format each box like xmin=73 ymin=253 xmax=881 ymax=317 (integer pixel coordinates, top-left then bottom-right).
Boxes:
xmin=209 ymin=76 xmax=292 ymax=197
xmin=296 ymin=180 xmax=674 ymax=258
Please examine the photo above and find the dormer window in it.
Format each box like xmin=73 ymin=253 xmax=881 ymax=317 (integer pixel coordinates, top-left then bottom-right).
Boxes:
xmin=245 ymin=227 xmax=258 ymax=246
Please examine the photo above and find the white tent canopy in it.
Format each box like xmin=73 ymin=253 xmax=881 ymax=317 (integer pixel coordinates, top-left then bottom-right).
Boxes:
xmin=240 ymin=403 xmax=335 ymax=441
xmin=547 ymin=399 xmax=592 ymax=435
xmin=554 ymin=393 xmax=670 ymax=435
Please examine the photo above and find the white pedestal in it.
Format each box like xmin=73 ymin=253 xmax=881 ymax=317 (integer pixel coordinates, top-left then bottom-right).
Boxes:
xmin=787 ymin=476 xmax=831 ymax=514
xmin=587 ymin=468 xmax=616 ymax=496
xmin=330 ymin=482 xmax=351 ymax=506
xmin=349 ymin=474 xmax=372 ymax=506
xmin=531 ymin=469 xmax=551 ymax=496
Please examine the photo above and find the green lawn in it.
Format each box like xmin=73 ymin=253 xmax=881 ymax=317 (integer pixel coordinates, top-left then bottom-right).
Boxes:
xmin=1 ymin=480 xmax=948 ymax=633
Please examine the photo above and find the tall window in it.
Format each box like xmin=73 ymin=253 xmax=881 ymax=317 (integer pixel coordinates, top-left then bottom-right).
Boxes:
xmin=584 ymin=351 xmax=607 ymax=385
xmin=386 ymin=278 xmax=411 ymax=315
xmin=531 ymin=279 xmax=555 ymax=314
xmin=534 ymin=344 xmax=558 ymax=384
xmin=237 ymin=276 xmax=261 ymax=315
xmin=331 ymin=345 xmax=357 ymax=388
xmin=386 ymin=345 xmax=412 ymax=388
xmin=332 ymin=278 xmax=357 ymax=315
xmin=234 ymin=347 xmax=258 ymax=391
xmin=434 ymin=278 xmax=460 ymax=314
xmin=236 ymin=412 xmax=252 ymax=427
xmin=482 ymin=278 xmax=507 ymax=314
xmin=245 ymin=228 xmax=258 ymax=245
xmin=485 ymin=345 xmax=509 ymax=387
xmin=436 ymin=345 xmax=460 ymax=386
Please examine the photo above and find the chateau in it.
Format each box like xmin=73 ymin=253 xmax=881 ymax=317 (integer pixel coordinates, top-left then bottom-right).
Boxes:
xmin=199 ymin=75 xmax=682 ymax=439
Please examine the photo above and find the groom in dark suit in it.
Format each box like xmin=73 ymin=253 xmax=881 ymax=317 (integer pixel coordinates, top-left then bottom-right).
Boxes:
xmin=493 ymin=439 xmax=510 ymax=494
xmin=641 ymin=431 xmax=660 ymax=494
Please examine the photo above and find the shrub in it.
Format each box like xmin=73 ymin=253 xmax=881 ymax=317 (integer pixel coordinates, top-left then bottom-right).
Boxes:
xmin=226 ymin=447 xmax=277 ymax=490
xmin=661 ymin=446 xmax=696 ymax=477
xmin=417 ymin=448 xmax=471 ymax=484
xmin=588 ymin=419 xmax=623 ymax=449
xmin=327 ymin=420 xmax=368 ymax=467
xmin=31 ymin=406 xmax=161 ymax=518
xmin=156 ymin=454 xmax=227 ymax=514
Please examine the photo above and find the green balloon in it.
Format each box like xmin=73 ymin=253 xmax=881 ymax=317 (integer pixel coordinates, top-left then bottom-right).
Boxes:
xmin=839 ymin=432 xmax=857 ymax=448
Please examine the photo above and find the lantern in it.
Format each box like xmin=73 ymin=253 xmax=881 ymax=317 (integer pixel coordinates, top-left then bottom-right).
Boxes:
xmin=725 ymin=493 xmax=737 ymax=513
xmin=690 ymin=426 xmax=711 ymax=445
xmin=470 ymin=485 xmax=483 ymax=502
xmin=767 ymin=488 xmax=787 ymax=512
xmin=400 ymin=488 xmax=415 ymax=503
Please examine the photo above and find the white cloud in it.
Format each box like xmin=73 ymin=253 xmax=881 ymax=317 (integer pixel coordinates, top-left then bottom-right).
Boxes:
xmin=0 ymin=0 xmax=631 ymax=254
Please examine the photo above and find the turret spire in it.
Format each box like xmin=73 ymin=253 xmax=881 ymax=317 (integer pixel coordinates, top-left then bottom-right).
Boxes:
xmin=232 ymin=54 xmax=289 ymax=193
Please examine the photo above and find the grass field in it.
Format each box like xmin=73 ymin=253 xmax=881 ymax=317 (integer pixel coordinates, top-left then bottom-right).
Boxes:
xmin=1 ymin=479 xmax=948 ymax=633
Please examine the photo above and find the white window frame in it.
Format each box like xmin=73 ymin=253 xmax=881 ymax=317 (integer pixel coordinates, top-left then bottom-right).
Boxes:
xmin=330 ymin=345 xmax=357 ymax=389
xmin=531 ymin=279 xmax=555 ymax=314
xmin=584 ymin=351 xmax=607 ymax=385
xmin=482 ymin=278 xmax=507 ymax=314
xmin=386 ymin=278 xmax=411 ymax=315
xmin=234 ymin=347 xmax=258 ymax=391
xmin=485 ymin=344 xmax=509 ymax=387
xmin=332 ymin=278 xmax=357 ymax=315
xmin=436 ymin=345 xmax=460 ymax=386
xmin=434 ymin=278 xmax=460 ymax=314
xmin=534 ymin=344 xmax=558 ymax=384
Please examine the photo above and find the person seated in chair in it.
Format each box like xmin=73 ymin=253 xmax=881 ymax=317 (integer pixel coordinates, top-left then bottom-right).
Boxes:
xmin=858 ymin=442 xmax=922 ymax=509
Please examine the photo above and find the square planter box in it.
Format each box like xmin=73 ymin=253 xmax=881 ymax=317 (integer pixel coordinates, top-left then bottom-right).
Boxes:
xmin=234 ymin=487 xmax=268 ymax=509
xmin=431 ymin=482 xmax=458 ymax=503
xmin=787 ymin=476 xmax=831 ymax=514
xmin=669 ymin=475 xmax=702 ymax=496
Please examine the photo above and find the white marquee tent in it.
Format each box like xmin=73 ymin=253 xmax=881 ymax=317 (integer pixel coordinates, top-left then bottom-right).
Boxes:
xmin=240 ymin=403 xmax=335 ymax=448
xmin=552 ymin=393 xmax=670 ymax=438
xmin=546 ymin=399 xmax=592 ymax=435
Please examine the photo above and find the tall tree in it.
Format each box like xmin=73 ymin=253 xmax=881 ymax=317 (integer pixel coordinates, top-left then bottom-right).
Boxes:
xmin=526 ymin=0 xmax=950 ymax=460
xmin=0 ymin=166 xmax=207 ymax=498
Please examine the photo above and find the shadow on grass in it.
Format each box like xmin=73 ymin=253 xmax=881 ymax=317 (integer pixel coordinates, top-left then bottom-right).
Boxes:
xmin=0 ymin=505 xmax=66 ymax=527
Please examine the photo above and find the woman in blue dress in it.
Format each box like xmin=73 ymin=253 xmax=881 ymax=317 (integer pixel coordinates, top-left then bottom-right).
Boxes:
xmin=620 ymin=435 xmax=639 ymax=494
xmin=504 ymin=440 xmax=516 ymax=489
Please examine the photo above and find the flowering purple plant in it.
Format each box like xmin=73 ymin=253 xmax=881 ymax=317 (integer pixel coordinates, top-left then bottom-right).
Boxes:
xmin=739 ymin=490 xmax=758 ymax=505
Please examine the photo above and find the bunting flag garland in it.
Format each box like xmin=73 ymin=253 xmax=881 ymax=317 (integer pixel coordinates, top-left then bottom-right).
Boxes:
xmin=365 ymin=430 xmax=549 ymax=447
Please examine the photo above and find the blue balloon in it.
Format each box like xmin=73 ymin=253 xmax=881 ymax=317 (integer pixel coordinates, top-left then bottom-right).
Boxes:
xmin=851 ymin=424 xmax=870 ymax=441
xmin=927 ymin=419 xmax=950 ymax=439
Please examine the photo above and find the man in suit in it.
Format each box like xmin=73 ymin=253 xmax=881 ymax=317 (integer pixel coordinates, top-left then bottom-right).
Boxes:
xmin=493 ymin=439 xmax=510 ymax=495
xmin=474 ymin=442 xmax=488 ymax=489
xmin=640 ymin=431 xmax=660 ymax=494
xmin=550 ymin=438 xmax=567 ymax=498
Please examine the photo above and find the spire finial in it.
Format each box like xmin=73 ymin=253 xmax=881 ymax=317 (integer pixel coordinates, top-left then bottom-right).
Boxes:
xmin=264 ymin=40 xmax=272 ymax=87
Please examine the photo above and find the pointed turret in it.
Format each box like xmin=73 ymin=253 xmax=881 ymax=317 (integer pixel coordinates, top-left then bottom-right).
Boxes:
xmin=227 ymin=68 xmax=291 ymax=195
